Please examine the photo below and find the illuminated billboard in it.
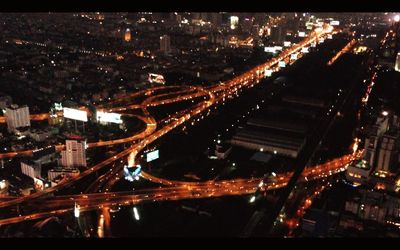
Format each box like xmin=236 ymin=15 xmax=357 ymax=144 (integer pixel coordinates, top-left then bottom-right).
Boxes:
xmin=283 ymin=41 xmax=291 ymax=47
xmin=63 ymin=107 xmax=88 ymax=122
xmin=148 ymin=73 xmax=166 ymax=84
xmin=298 ymin=31 xmax=306 ymax=37
xmin=264 ymin=47 xmax=276 ymax=53
xmin=230 ymin=16 xmax=239 ymax=30
xmin=311 ymin=42 xmax=316 ymax=47
xmin=278 ymin=61 xmax=286 ymax=68
xmin=301 ymin=47 xmax=309 ymax=53
xmin=290 ymin=53 xmax=298 ymax=60
xmin=124 ymin=165 xmax=141 ymax=182
xmin=96 ymin=111 xmax=122 ymax=124
xmin=264 ymin=69 xmax=273 ymax=77
xmin=274 ymin=46 xmax=283 ymax=51
xmin=330 ymin=20 xmax=340 ymax=26
xmin=54 ymin=103 xmax=63 ymax=111
xmin=146 ymin=150 xmax=159 ymax=162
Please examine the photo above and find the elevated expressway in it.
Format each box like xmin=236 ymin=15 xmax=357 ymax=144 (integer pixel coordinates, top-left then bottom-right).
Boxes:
xmin=0 ymin=26 xmax=348 ymax=227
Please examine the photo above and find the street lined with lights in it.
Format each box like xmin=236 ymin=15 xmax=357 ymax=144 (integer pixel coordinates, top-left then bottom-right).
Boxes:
xmin=0 ymin=25 xmax=338 ymax=227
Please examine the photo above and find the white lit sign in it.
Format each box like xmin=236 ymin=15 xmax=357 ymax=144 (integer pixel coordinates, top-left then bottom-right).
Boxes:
xmin=96 ymin=111 xmax=122 ymax=124
xmin=0 ymin=180 xmax=6 ymax=189
xmin=146 ymin=150 xmax=159 ymax=162
xmin=298 ymin=31 xmax=306 ymax=37
xmin=278 ymin=61 xmax=286 ymax=67
xmin=264 ymin=47 xmax=276 ymax=53
xmin=230 ymin=16 xmax=239 ymax=30
xmin=274 ymin=46 xmax=283 ymax=51
xmin=63 ymin=108 xmax=88 ymax=122
xmin=133 ymin=207 xmax=140 ymax=220
xmin=290 ymin=53 xmax=298 ymax=60
xmin=330 ymin=20 xmax=340 ymax=26
xmin=54 ymin=103 xmax=63 ymax=111
xmin=283 ymin=41 xmax=291 ymax=47
xmin=301 ymin=47 xmax=309 ymax=53
xmin=148 ymin=73 xmax=166 ymax=84
xmin=74 ymin=203 xmax=80 ymax=218
xmin=265 ymin=69 xmax=273 ymax=77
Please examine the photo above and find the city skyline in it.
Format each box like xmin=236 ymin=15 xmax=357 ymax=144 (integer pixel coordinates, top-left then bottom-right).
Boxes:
xmin=0 ymin=12 xmax=399 ymax=238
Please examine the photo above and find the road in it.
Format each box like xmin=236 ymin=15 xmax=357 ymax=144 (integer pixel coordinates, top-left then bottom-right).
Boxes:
xmin=0 ymin=25 xmax=336 ymax=228
xmin=0 ymin=151 xmax=357 ymax=226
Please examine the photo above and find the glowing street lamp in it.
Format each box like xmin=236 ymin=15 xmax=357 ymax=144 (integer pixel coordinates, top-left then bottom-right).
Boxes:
xmin=394 ymin=15 xmax=400 ymax=22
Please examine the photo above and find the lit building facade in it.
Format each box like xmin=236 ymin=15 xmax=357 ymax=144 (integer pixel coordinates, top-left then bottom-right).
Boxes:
xmin=160 ymin=35 xmax=171 ymax=54
xmin=5 ymin=104 xmax=30 ymax=133
xmin=124 ymin=28 xmax=131 ymax=42
xmin=60 ymin=139 xmax=87 ymax=168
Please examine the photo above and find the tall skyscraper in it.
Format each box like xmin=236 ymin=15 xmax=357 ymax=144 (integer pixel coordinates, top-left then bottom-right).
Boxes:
xmin=241 ymin=17 xmax=253 ymax=33
xmin=60 ymin=139 xmax=87 ymax=168
xmin=124 ymin=28 xmax=131 ymax=42
xmin=362 ymin=113 xmax=390 ymax=169
xmin=160 ymin=35 xmax=171 ymax=54
xmin=200 ymin=12 xmax=208 ymax=21
xmin=395 ymin=52 xmax=400 ymax=72
xmin=376 ymin=132 xmax=399 ymax=172
xmin=5 ymin=104 xmax=30 ymax=133
xmin=270 ymin=25 xmax=283 ymax=45
xmin=20 ymin=161 xmax=41 ymax=179
xmin=210 ymin=12 xmax=222 ymax=27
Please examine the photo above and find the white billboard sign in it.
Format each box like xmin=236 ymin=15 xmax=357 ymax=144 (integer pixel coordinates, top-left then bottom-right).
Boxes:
xmin=264 ymin=47 xmax=276 ymax=53
xmin=330 ymin=20 xmax=340 ymax=26
xmin=146 ymin=150 xmax=159 ymax=162
xmin=265 ymin=69 xmax=273 ymax=77
xmin=63 ymin=107 xmax=88 ymax=122
xmin=283 ymin=41 xmax=291 ymax=47
xmin=96 ymin=111 xmax=122 ymax=124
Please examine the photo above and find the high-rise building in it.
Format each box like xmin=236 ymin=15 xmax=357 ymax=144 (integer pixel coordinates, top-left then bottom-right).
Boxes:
xmin=210 ymin=12 xmax=222 ymax=27
xmin=363 ymin=113 xmax=390 ymax=168
xmin=241 ymin=17 xmax=253 ymax=33
xmin=160 ymin=35 xmax=171 ymax=54
xmin=48 ymin=167 xmax=80 ymax=181
xmin=363 ymin=135 xmax=379 ymax=169
xmin=5 ymin=104 xmax=30 ymax=133
xmin=191 ymin=12 xmax=200 ymax=20
xmin=395 ymin=52 xmax=400 ymax=72
xmin=60 ymin=139 xmax=87 ymax=168
xmin=0 ymin=94 xmax=12 ymax=109
xmin=200 ymin=12 xmax=208 ymax=21
xmin=21 ymin=160 xmax=41 ymax=179
xmin=124 ymin=28 xmax=131 ymax=42
xmin=376 ymin=131 xmax=399 ymax=172
xmin=270 ymin=25 xmax=283 ymax=45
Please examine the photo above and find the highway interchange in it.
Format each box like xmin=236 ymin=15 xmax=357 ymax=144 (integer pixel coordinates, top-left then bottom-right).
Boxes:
xmin=0 ymin=24 xmax=358 ymax=231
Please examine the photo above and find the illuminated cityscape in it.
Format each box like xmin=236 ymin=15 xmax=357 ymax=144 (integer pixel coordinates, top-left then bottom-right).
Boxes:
xmin=0 ymin=12 xmax=400 ymax=238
